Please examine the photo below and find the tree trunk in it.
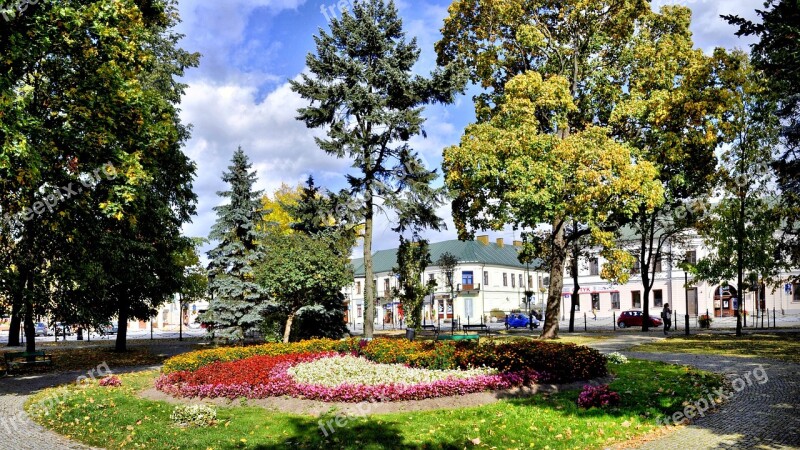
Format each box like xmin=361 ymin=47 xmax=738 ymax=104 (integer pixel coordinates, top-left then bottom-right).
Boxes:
xmin=23 ymin=301 xmax=35 ymax=353
xmin=363 ymin=194 xmax=375 ymax=339
xmin=7 ymin=300 xmax=21 ymax=347
xmin=541 ymin=221 xmax=566 ymax=339
xmin=179 ymin=294 xmax=183 ymax=342
xmin=283 ymin=313 xmax=295 ymax=343
xmin=115 ymin=302 xmax=128 ymax=352
xmin=568 ymin=245 xmax=579 ymax=333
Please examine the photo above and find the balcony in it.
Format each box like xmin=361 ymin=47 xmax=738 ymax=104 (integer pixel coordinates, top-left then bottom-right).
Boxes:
xmin=457 ymin=283 xmax=481 ymax=293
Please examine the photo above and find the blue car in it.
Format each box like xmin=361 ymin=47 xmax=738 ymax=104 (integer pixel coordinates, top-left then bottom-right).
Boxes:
xmin=506 ymin=313 xmax=539 ymax=329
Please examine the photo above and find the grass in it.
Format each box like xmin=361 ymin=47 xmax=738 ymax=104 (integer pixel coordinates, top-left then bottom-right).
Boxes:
xmin=627 ymin=332 xmax=800 ymax=363
xmin=27 ymin=359 xmax=724 ymax=449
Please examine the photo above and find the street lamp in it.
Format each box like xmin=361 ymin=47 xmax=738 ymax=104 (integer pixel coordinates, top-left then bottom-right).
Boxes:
xmin=684 ymin=272 xmax=690 ymax=336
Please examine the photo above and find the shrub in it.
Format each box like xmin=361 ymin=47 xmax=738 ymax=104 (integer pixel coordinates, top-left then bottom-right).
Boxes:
xmin=577 ymin=384 xmax=620 ymax=408
xmin=98 ymin=375 xmax=122 ymax=387
xmin=606 ymin=352 xmax=629 ymax=364
xmin=456 ymin=340 xmax=607 ymax=383
xmin=170 ymin=404 xmax=217 ymax=427
xmin=360 ymin=339 xmax=457 ymax=369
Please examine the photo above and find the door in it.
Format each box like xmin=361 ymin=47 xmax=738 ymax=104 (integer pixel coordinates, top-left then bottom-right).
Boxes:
xmin=464 ymin=298 xmax=474 ymax=319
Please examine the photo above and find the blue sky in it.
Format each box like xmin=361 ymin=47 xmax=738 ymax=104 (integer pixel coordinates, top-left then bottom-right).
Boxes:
xmin=173 ymin=0 xmax=761 ymax=256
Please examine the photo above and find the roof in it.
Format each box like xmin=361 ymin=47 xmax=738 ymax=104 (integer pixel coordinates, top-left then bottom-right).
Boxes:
xmin=351 ymin=239 xmax=544 ymax=277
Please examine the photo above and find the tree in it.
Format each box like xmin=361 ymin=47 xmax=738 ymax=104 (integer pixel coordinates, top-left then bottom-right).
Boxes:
xmin=435 ymin=251 xmax=459 ymax=321
xmin=609 ymin=7 xmax=732 ymax=331
xmin=692 ymin=55 xmax=782 ymax=336
xmin=175 ymin=238 xmax=209 ymax=342
xmin=257 ymin=233 xmax=351 ymax=343
xmin=726 ymin=0 xmax=800 ymax=277
xmin=203 ymin=148 xmax=269 ymax=343
xmin=0 ymin=0 xmax=199 ymax=351
xmin=437 ymin=0 xmax=668 ymax=339
xmin=260 ymin=183 xmax=303 ymax=235
xmin=392 ymin=234 xmax=436 ymax=332
xmin=290 ymin=0 xmax=464 ymax=338
xmin=443 ymin=72 xmax=663 ymax=339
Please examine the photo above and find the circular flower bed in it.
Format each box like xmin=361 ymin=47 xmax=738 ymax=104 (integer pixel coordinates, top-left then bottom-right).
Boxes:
xmin=156 ymin=338 xmax=608 ymax=403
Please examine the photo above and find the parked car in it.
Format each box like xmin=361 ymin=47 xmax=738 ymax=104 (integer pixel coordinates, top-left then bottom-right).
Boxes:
xmin=506 ymin=313 xmax=532 ymax=329
xmin=617 ymin=310 xmax=663 ymax=328
xmin=34 ymin=322 xmax=51 ymax=336
xmin=53 ymin=322 xmax=73 ymax=335
xmin=99 ymin=323 xmax=118 ymax=335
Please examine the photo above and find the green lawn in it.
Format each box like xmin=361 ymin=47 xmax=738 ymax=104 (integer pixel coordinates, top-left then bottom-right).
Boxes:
xmin=27 ymin=360 xmax=723 ymax=449
xmin=628 ymin=332 xmax=800 ymax=363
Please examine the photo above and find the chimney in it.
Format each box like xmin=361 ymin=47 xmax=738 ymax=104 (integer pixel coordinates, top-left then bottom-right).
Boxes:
xmin=513 ymin=240 xmax=522 ymax=248
xmin=476 ymin=235 xmax=489 ymax=245
xmin=496 ymin=238 xmax=504 ymax=248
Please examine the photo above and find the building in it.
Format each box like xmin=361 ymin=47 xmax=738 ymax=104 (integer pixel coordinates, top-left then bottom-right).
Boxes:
xmin=560 ymin=231 xmax=800 ymax=319
xmin=348 ymin=236 xmax=546 ymax=327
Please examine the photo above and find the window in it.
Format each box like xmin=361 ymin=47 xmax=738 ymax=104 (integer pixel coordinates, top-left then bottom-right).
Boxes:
xmin=589 ymin=258 xmax=599 ymax=276
xmin=356 ymin=282 xmax=361 ymax=295
xmin=384 ymin=278 xmax=390 ymax=295
xmin=794 ymin=284 xmax=800 ymax=302
xmin=653 ymin=289 xmax=663 ymax=307
xmin=483 ymin=271 xmax=489 ymax=286
xmin=357 ymin=305 xmax=362 ymax=318
xmin=632 ymin=290 xmax=641 ymax=308
xmin=685 ymin=250 xmax=697 ymax=265
xmin=503 ymin=273 xmax=508 ymax=287
xmin=528 ymin=275 xmax=533 ymax=288
xmin=632 ymin=257 xmax=641 ymax=275
xmin=591 ymin=293 xmax=600 ymax=310
xmin=611 ymin=292 xmax=620 ymax=309
xmin=462 ymin=270 xmax=474 ymax=286
xmin=654 ymin=257 xmax=663 ymax=273
xmin=429 ymin=273 xmax=435 ymax=282
xmin=511 ymin=274 xmax=515 ymax=288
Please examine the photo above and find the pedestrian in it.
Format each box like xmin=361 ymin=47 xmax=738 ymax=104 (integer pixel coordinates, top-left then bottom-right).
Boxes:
xmin=661 ymin=303 xmax=672 ymax=335
xmin=591 ymin=307 xmax=597 ymax=320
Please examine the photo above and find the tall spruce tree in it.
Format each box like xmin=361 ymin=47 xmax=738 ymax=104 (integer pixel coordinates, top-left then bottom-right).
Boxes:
xmin=291 ymin=0 xmax=464 ymax=338
xmin=204 ymin=148 xmax=269 ymax=343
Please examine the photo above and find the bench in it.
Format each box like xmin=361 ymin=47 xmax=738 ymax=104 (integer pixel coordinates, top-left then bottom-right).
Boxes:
xmin=3 ymin=350 xmax=53 ymax=374
xmin=417 ymin=324 xmax=439 ymax=337
xmin=461 ymin=324 xmax=492 ymax=335
xmin=436 ymin=334 xmax=479 ymax=342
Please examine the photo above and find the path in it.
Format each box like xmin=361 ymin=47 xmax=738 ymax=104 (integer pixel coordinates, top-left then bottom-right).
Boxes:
xmin=583 ymin=335 xmax=800 ymax=450
xmin=0 ymin=341 xmax=195 ymax=450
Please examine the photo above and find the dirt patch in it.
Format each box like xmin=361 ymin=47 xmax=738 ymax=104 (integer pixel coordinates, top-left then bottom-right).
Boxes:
xmin=140 ymin=376 xmax=614 ymax=416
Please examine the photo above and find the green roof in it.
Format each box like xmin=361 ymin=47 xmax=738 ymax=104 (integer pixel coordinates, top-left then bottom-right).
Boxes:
xmin=351 ymin=239 xmax=543 ymax=276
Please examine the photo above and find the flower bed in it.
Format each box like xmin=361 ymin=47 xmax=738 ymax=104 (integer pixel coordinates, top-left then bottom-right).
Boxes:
xmin=156 ymin=351 xmax=539 ymax=402
xmin=157 ymin=338 xmax=607 ymax=403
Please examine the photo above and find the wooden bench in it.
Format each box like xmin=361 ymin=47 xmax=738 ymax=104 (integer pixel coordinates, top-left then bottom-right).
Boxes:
xmin=418 ymin=324 xmax=439 ymax=338
xmin=3 ymin=351 xmax=53 ymax=374
xmin=462 ymin=324 xmax=492 ymax=335
xmin=436 ymin=333 xmax=479 ymax=342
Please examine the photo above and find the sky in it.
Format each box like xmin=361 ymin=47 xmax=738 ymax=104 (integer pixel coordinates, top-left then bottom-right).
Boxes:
xmin=172 ymin=0 xmax=762 ymax=258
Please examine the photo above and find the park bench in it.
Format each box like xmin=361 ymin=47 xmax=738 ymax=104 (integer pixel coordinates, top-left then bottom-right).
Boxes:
xmin=461 ymin=323 xmax=492 ymax=336
xmin=418 ymin=324 xmax=439 ymax=338
xmin=3 ymin=350 xmax=53 ymax=375
xmin=436 ymin=333 xmax=479 ymax=342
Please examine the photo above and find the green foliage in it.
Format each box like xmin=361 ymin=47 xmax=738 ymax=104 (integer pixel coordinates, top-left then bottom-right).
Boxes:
xmin=392 ymin=235 xmax=435 ymax=331
xmin=726 ymin=1 xmax=800 ymax=275
xmin=291 ymin=0 xmax=464 ymax=338
xmin=204 ymin=148 xmax=269 ymax=343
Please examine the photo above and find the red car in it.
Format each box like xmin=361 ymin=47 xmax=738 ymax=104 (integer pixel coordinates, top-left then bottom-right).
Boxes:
xmin=617 ymin=310 xmax=663 ymax=328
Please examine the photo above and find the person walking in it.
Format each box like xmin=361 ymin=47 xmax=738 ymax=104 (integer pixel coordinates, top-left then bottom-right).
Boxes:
xmin=661 ymin=303 xmax=672 ymax=335
xmin=591 ymin=307 xmax=597 ymax=320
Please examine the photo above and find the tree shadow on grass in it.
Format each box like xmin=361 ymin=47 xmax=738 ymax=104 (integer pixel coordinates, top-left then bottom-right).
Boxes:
xmin=245 ymin=415 xmax=464 ymax=450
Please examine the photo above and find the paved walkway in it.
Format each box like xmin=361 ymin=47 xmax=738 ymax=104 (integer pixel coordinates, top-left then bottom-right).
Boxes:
xmin=582 ymin=336 xmax=800 ymax=450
